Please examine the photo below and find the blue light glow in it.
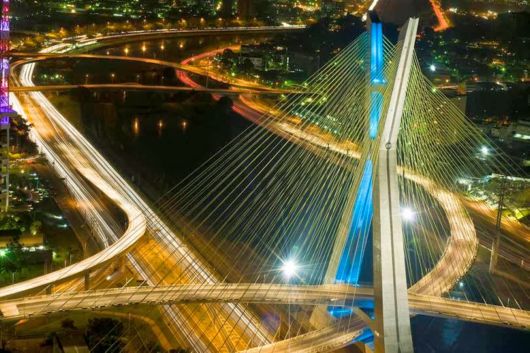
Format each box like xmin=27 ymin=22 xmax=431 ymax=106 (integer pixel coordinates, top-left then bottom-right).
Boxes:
xmin=331 ymin=20 xmax=385 ymax=319
xmin=370 ymin=22 xmax=384 ymax=84
xmin=369 ymin=92 xmax=383 ymax=139
xmin=335 ymin=160 xmax=373 ymax=284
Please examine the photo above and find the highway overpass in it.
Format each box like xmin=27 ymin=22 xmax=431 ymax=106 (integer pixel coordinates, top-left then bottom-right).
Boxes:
xmin=0 ymin=283 xmax=528 ymax=331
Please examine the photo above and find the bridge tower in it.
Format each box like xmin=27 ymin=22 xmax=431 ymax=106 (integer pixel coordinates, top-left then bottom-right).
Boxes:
xmin=0 ymin=0 xmax=10 ymax=212
xmin=315 ymin=16 xmax=419 ymax=353
xmin=372 ymin=17 xmax=418 ymax=353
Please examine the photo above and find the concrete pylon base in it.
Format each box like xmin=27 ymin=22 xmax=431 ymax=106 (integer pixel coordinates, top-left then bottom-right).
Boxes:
xmin=309 ymin=305 xmax=334 ymax=329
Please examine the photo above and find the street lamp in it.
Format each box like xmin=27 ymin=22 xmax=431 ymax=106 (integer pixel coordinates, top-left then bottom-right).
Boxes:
xmin=481 ymin=145 xmax=490 ymax=156
xmin=280 ymin=257 xmax=298 ymax=346
xmin=401 ymin=207 xmax=416 ymax=222
xmin=281 ymin=258 xmax=299 ymax=280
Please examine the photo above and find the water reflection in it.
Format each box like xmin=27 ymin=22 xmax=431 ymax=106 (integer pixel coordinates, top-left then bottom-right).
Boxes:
xmin=157 ymin=119 xmax=164 ymax=136
xmin=93 ymin=34 xmax=266 ymax=64
xmin=132 ymin=117 xmax=140 ymax=135
xmin=180 ymin=119 xmax=188 ymax=132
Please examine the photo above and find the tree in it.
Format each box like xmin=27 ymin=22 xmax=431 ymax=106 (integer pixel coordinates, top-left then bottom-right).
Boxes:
xmin=216 ymin=96 xmax=233 ymax=114
xmin=86 ymin=318 xmax=124 ymax=353
xmin=0 ymin=238 xmax=26 ymax=282
xmin=239 ymin=58 xmax=255 ymax=72
xmin=61 ymin=318 xmax=76 ymax=329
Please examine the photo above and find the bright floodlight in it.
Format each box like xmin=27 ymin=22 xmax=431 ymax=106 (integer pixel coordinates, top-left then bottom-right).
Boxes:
xmin=281 ymin=259 xmax=298 ymax=280
xmin=401 ymin=207 xmax=416 ymax=222
xmin=429 ymin=64 xmax=436 ymax=72
xmin=481 ymin=146 xmax=489 ymax=156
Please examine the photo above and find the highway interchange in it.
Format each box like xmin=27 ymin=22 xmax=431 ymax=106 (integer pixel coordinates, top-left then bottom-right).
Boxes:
xmin=4 ymin=26 xmax=530 ymax=352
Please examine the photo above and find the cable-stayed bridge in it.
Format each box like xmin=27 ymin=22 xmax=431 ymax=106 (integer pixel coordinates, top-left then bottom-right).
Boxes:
xmin=5 ymin=14 xmax=530 ymax=353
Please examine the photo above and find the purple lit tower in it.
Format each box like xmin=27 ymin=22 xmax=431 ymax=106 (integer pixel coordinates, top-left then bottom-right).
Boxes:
xmin=0 ymin=0 xmax=9 ymax=212
xmin=0 ymin=0 xmax=9 ymax=118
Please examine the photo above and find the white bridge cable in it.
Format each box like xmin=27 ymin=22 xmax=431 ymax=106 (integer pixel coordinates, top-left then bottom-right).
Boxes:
xmin=397 ymin=55 xmax=529 ymax=327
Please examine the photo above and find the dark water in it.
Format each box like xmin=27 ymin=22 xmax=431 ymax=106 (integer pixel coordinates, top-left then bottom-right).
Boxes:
xmin=412 ymin=315 xmax=530 ymax=353
xmin=72 ymin=89 xmax=250 ymax=190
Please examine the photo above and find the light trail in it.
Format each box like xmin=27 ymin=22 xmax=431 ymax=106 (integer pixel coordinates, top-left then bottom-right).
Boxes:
xmin=1 ymin=284 xmax=528 ymax=331
xmin=85 ymin=25 xmax=305 ymax=44
xmin=11 ymin=84 xmax=297 ymax=95
xmin=11 ymin=52 xmax=281 ymax=93
xmin=430 ymin=0 xmax=450 ymax=32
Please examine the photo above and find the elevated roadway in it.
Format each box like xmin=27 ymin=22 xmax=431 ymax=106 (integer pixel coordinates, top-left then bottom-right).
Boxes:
xmin=11 ymin=83 xmax=298 ymax=95
xmin=0 ymin=284 xmax=528 ymax=331
xmin=72 ymin=26 xmax=305 ymax=48
xmin=10 ymin=52 xmax=286 ymax=93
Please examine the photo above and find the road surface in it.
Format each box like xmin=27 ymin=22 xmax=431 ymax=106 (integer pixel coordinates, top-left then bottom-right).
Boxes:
xmin=1 ymin=284 xmax=528 ymax=331
xmin=11 ymin=83 xmax=298 ymax=95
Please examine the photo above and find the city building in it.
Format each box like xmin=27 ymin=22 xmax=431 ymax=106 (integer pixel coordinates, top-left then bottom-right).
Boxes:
xmin=492 ymin=118 xmax=530 ymax=143
xmin=238 ymin=0 xmax=255 ymax=20
xmin=221 ymin=0 xmax=235 ymax=17
xmin=239 ymin=43 xmax=289 ymax=71
xmin=321 ymin=0 xmax=346 ymax=18
xmin=0 ymin=229 xmax=44 ymax=248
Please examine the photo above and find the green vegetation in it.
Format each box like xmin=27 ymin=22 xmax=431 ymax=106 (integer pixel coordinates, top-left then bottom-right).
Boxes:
xmin=86 ymin=317 xmax=124 ymax=353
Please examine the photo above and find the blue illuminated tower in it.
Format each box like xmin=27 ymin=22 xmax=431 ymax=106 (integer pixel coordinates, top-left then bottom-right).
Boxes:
xmin=334 ymin=13 xmax=385 ymax=286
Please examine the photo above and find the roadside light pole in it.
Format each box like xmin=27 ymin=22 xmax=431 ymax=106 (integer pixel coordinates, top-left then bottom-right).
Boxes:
xmin=489 ymin=175 xmax=507 ymax=274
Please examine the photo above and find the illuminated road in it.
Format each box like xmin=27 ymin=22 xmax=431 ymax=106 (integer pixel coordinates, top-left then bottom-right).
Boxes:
xmin=405 ymin=172 xmax=478 ymax=296
xmin=77 ymin=26 xmax=305 ymax=46
xmin=240 ymin=318 xmax=366 ymax=353
xmin=11 ymin=52 xmax=286 ymax=93
xmin=429 ymin=0 xmax=451 ymax=31
xmin=11 ymin=83 xmax=297 ymax=95
xmin=1 ymin=284 xmax=528 ymax=332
